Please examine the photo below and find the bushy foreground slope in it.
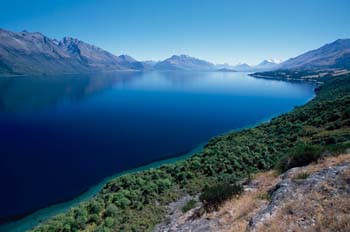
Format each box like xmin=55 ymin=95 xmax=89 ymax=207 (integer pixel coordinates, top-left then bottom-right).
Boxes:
xmin=32 ymin=75 xmax=350 ymax=232
xmin=155 ymin=154 xmax=350 ymax=232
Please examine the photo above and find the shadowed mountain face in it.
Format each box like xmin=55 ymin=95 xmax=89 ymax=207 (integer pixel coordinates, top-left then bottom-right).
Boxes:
xmin=0 ymin=29 xmax=143 ymax=76
xmin=154 ymin=55 xmax=216 ymax=71
xmin=280 ymin=39 xmax=350 ymax=70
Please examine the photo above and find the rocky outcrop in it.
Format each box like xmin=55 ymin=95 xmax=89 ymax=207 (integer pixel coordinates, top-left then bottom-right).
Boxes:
xmin=248 ymin=161 xmax=350 ymax=231
xmin=154 ymin=154 xmax=350 ymax=232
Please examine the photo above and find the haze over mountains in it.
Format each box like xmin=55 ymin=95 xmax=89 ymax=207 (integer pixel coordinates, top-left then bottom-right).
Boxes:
xmin=154 ymin=54 xmax=216 ymax=71
xmin=278 ymin=39 xmax=350 ymax=70
xmin=0 ymin=28 xmax=349 ymax=76
xmin=0 ymin=29 xmax=146 ymax=75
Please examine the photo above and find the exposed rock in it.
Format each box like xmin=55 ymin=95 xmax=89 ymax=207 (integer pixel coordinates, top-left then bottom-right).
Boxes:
xmin=154 ymin=154 xmax=350 ymax=232
xmin=248 ymin=162 xmax=350 ymax=231
xmin=154 ymin=195 xmax=212 ymax=232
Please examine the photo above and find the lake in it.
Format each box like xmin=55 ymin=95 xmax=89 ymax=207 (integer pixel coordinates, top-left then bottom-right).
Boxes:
xmin=0 ymin=71 xmax=315 ymax=224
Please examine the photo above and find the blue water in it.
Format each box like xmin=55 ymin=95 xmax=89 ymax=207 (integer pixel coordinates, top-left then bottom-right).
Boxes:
xmin=0 ymin=71 xmax=315 ymax=223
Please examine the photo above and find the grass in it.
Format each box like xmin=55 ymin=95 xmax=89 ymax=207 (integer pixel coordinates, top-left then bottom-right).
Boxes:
xmin=256 ymin=191 xmax=271 ymax=201
xmin=292 ymin=172 xmax=310 ymax=181
xmin=196 ymin=170 xmax=279 ymax=232
xmin=259 ymin=154 xmax=350 ymax=232
xmin=181 ymin=199 xmax=197 ymax=213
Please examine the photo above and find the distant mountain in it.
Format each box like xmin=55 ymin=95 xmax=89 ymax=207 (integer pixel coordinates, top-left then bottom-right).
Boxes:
xmin=215 ymin=63 xmax=236 ymax=70
xmin=216 ymin=68 xmax=237 ymax=72
xmin=0 ymin=28 xmax=141 ymax=76
xmin=229 ymin=59 xmax=283 ymax=72
xmin=142 ymin=60 xmax=158 ymax=66
xmin=280 ymin=39 xmax=350 ymax=70
xmin=117 ymin=54 xmax=152 ymax=70
xmin=254 ymin=59 xmax=282 ymax=70
xmin=154 ymin=55 xmax=215 ymax=71
xmin=232 ymin=63 xmax=253 ymax=72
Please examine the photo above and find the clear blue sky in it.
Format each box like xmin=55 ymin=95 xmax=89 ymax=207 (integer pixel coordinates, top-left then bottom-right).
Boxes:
xmin=1 ymin=0 xmax=349 ymax=65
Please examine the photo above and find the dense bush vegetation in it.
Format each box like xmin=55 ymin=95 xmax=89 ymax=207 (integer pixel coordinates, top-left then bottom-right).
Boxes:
xmin=276 ymin=143 xmax=323 ymax=173
xmin=200 ymin=183 xmax=243 ymax=212
xmin=251 ymin=69 xmax=335 ymax=81
xmin=32 ymin=75 xmax=350 ymax=232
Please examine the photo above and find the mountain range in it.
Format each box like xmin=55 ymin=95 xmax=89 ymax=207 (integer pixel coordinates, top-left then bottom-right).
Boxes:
xmin=154 ymin=54 xmax=216 ymax=71
xmin=0 ymin=28 xmax=349 ymax=76
xmin=0 ymin=29 xmax=145 ymax=76
xmin=278 ymin=39 xmax=350 ymax=70
xmin=222 ymin=60 xmax=283 ymax=72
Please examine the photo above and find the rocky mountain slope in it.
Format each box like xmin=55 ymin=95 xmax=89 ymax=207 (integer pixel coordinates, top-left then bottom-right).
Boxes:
xmin=0 ymin=29 xmax=142 ymax=76
xmin=2 ymin=28 xmax=349 ymax=76
xmin=155 ymin=153 xmax=350 ymax=232
xmin=280 ymin=39 xmax=350 ymax=70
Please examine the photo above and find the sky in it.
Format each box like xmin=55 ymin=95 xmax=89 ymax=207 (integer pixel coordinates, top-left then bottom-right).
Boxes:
xmin=1 ymin=0 xmax=350 ymax=65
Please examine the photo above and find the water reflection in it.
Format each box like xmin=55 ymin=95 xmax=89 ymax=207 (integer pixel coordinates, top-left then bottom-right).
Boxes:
xmin=0 ymin=72 xmax=145 ymax=113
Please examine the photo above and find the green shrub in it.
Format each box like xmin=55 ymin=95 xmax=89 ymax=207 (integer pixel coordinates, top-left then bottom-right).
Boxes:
xmin=276 ymin=143 xmax=323 ymax=173
xmin=181 ymin=199 xmax=197 ymax=213
xmin=88 ymin=200 xmax=103 ymax=214
xmin=104 ymin=217 xmax=115 ymax=228
xmin=104 ymin=204 xmax=118 ymax=217
xmin=199 ymin=182 xmax=243 ymax=212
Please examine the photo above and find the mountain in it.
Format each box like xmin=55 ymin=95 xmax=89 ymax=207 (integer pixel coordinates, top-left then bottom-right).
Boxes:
xmin=280 ymin=39 xmax=350 ymax=70
xmin=142 ymin=60 xmax=158 ymax=66
xmin=216 ymin=68 xmax=237 ymax=72
xmin=154 ymin=55 xmax=215 ymax=71
xmin=232 ymin=63 xmax=253 ymax=72
xmin=215 ymin=63 xmax=236 ymax=70
xmin=0 ymin=29 xmax=141 ymax=76
xmin=254 ymin=59 xmax=282 ymax=70
xmin=117 ymin=54 xmax=152 ymax=70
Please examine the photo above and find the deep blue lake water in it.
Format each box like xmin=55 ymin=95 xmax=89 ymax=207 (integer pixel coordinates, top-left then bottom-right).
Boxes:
xmin=0 ymin=71 xmax=315 ymax=223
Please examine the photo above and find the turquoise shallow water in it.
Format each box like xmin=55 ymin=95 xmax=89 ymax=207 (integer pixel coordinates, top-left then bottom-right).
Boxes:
xmin=0 ymin=71 xmax=315 ymax=230
xmin=1 ymin=112 xmax=293 ymax=232
xmin=0 ymin=145 xmax=204 ymax=232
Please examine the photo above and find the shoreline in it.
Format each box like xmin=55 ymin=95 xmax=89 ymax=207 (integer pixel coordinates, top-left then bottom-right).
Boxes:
xmin=0 ymin=78 xmax=317 ymax=232
xmin=0 ymin=145 xmax=204 ymax=232
xmin=0 ymin=148 xmax=196 ymax=224
xmin=248 ymin=73 xmax=324 ymax=84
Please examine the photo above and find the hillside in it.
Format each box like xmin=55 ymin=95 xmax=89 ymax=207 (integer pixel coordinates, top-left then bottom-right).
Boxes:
xmin=30 ymin=73 xmax=350 ymax=231
xmin=155 ymin=153 xmax=350 ymax=231
xmin=251 ymin=39 xmax=350 ymax=81
xmin=0 ymin=29 xmax=142 ymax=76
xmin=280 ymin=39 xmax=350 ymax=70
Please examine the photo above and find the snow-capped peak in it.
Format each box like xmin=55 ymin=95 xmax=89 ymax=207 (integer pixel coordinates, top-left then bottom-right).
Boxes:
xmin=265 ymin=58 xmax=283 ymax=64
